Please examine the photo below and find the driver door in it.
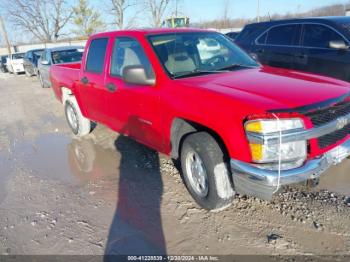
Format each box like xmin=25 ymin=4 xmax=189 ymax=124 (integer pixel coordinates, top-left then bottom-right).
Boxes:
xmin=105 ymin=36 xmax=162 ymax=150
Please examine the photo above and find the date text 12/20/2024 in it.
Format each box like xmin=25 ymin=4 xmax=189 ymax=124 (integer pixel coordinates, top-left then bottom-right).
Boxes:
xmin=127 ymin=256 xmax=220 ymax=261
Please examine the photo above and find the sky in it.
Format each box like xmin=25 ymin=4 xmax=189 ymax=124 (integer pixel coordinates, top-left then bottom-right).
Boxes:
xmin=178 ymin=0 xmax=350 ymax=22
xmin=1 ymin=0 xmax=350 ymax=44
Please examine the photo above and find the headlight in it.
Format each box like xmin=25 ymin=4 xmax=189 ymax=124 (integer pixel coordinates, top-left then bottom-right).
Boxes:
xmin=245 ymin=118 xmax=307 ymax=167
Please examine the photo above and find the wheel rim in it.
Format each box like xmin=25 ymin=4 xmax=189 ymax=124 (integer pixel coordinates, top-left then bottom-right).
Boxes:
xmin=67 ymin=104 xmax=78 ymax=131
xmin=185 ymin=150 xmax=209 ymax=198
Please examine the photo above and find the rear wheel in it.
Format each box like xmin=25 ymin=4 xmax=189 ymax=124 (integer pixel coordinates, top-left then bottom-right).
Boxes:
xmin=180 ymin=132 xmax=235 ymax=211
xmin=64 ymin=97 xmax=92 ymax=137
xmin=25 ymin=69 xmax=32 ymax=77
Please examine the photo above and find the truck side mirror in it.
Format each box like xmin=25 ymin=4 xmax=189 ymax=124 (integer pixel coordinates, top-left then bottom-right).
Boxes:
xmin=329 ymin=40 xmax=349 ymax=50
xmin=122 ymin=65 xmax=155 ymax=86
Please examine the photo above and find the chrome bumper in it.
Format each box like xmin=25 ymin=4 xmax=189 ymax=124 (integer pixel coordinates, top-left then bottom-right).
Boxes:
xmin=231 ymin=138 xmax=350 ymax=200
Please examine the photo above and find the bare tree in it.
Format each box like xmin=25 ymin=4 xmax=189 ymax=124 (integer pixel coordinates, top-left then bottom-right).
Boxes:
xmin=72 ymin=0 xmax=105 ymax=37
xmin=4 ymin=0 xmax=73 ymax=42
xmin=108 ymin=0 xmax=139 ymax=29
xmin=0 ymin=15 xmax=12 ymax=56
xmin=146 ymin=0 xmax=171 ymax=27
xmin=222 ymin=0 xmax=230 ymax=28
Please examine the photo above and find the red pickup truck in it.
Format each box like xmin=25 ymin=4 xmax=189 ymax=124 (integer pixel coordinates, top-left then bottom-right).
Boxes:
xmin=50 ymin=28 xmax=350 ymax=210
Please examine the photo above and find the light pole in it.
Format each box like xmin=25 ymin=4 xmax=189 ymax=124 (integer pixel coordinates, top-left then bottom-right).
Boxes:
xmin=0 ymin=15 xmax=12 ymax=57
xmin=257 ymin=0 xmax=260 ymax=22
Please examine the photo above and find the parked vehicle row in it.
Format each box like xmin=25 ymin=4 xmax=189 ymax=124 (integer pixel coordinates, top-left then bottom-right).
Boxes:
xmin=37 ymin=46 xmax=84 ymax=88
xmin=7 ymin=52 xmax=25 ymax=74
xmin=0 ymin=55 xmax=8 ymax=73
xmin=1 ymin=45 xmax=84 ymax=88
xmin=49 ymin=28 xmax=350 ymax=211
xmin=235 ymin=16 xmax=350 ymax=83
xmin=23 ymin=49 xmax=44 ymax=76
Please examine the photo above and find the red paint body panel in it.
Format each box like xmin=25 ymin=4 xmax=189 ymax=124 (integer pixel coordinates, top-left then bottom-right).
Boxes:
xmin=50 ymin=29 xmax=350 ymax=163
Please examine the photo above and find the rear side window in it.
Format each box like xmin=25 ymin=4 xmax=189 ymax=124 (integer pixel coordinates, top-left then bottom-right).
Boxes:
xmin=235 ymin=26 xmax=259 ymax=43
xmin=86 ymin=38 xmax=108 ymax=73
xmin=266 ymin=24 xmax=300 ymax=46
xmin=302 ymin=24 xmax=344 ymax=48
xmin=257 ymin=32 xmax=267 ymax=44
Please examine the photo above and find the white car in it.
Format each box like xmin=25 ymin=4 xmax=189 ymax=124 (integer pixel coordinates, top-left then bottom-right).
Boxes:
xmin=6 ymin=52 xmax=25 ymax=74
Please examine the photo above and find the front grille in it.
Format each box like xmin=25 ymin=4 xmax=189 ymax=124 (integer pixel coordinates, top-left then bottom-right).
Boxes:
xmin=318 ymin=123 xmax=350 ymax=149
xmin=305 ymin=101 xmax=350 ymax=149
xmin=306 ymin=101 xmax=350 ymax=127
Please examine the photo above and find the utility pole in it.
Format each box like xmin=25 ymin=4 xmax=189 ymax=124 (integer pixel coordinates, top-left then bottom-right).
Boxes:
xmin=175 ymin=0 xmax=178 ymax=17
xmin=0 ymin=15 xmax=12 ymax=57
xmin=257 ymin=0 xmax=260 ymax=22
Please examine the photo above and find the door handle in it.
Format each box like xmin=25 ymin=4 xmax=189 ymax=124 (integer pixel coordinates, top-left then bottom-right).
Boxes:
xmin=106 ymin=83 xmax=117 ymax=92
xmin=81 ymin=76 xmax=89 ymax=84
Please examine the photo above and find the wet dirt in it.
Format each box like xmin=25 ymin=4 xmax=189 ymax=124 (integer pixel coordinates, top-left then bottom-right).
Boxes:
xmin=318 ymin=160 xmax=350 ymax=195
xmin=1 ymin=72 xmax=350 ymax=256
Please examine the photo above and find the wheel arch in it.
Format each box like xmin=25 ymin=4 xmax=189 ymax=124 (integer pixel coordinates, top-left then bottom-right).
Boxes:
xmin=170 ymin=118 xmax=230 ymax=161
xmin=61 ymin=86 xmax=74 ymax=104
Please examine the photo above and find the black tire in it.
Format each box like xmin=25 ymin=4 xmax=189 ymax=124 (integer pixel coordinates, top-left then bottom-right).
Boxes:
xmin=64 ymin=97 xmax=92 ymax=137
xmin=180 ymin=132 xmax=235 ymax=211
xmin=25 ymin=69 xmax=32 ymax=77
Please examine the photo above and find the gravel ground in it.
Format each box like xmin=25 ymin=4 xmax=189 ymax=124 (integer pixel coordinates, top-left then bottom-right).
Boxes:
xmin=0 ymin=72 xmax=350 ymax=258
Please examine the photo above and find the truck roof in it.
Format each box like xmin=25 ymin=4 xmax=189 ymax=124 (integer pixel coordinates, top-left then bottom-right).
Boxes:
xmin=91 ymin=28 xmax=215 ymax=38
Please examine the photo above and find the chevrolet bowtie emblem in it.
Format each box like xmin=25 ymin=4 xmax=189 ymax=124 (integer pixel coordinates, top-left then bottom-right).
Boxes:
xmin=336 ymin=117 xmax=348 ymax=130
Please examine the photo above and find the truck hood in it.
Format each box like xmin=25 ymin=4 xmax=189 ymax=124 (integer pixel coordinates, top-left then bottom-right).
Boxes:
xmin=179 ymin=66 xmax=350 ymax=111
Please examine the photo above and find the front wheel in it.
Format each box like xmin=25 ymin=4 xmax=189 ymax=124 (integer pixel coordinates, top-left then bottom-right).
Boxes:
xmin=180 ymin=132 xmax=235 ymax=211
xmin=64 ymin=97 xmax=92 ymax=137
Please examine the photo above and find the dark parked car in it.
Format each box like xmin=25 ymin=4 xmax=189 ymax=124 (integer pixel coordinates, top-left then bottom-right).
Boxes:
xmin=23 ymin=48 xmax=44 ymax=76
xmin=235 ymin=16 xmax=350 ymax=82
xmin=225 ymin=31 xmax=240 ymax=41
xmin=37 ymin=46 xmax=84 ymax=88
xmin=1 ymin=55 xmax=8 ymax=73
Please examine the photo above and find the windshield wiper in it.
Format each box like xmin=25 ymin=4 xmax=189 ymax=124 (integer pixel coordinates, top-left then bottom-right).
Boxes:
xmin=218 ymin=64 xmax=258 ymax=71
xmin=172 ymin=69 xmax=229 ymax=79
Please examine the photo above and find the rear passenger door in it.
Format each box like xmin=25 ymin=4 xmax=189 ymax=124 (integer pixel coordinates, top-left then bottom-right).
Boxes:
xmin=254 ymin=24 xmax=301 ymax=69
xmin=298 ymin=23 xmax=350 ymax=81
xmin=78 ymin=37 xmax=111 ymax=123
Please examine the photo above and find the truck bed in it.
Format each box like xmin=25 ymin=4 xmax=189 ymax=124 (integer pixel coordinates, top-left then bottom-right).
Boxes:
xmin=50 ymin=62 xmax=81 ymax=102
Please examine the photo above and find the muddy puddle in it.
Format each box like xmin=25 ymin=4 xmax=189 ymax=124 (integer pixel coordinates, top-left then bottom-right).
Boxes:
xmin=1 ymin=131 xmax=350 ymax=200
xmin=0 ymin=133 xmax=121 ymax=187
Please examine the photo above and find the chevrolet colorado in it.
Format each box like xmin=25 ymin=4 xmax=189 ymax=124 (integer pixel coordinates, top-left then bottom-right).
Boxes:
xmin=50 ymin=28 xmax=350 ymax=210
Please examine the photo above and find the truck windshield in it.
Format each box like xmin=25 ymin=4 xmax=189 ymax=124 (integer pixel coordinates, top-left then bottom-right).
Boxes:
xmin=51 ymin=49 xmax=83 ymax=64
xmin=148 ymin=32 xmax=259 ymax=78
xmin=12 ymin=53 xmax=24 ymax=59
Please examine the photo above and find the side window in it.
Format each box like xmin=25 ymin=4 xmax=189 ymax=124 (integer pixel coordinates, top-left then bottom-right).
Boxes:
xmin=302 ymin=24 xmax=344 ymax=48
xmin=110 ymin=37 xmax=154 ymax=78
xmin=42 ymin=51 xmax=47 ymax=62
xmin=256 ymin=32 xmax=267 ymax=44
xmin=86 ymin=38 xmax=108 ymax=73
xmin=46 ymin=51 xmax=51 ymax=63
xmin=266 ymin=24 xmax=300 ymax=46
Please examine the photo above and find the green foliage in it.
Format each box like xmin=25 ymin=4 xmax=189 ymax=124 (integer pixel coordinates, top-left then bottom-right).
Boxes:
xmin=72 ymin=0 xmax=105 ymax=37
